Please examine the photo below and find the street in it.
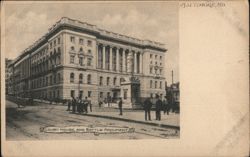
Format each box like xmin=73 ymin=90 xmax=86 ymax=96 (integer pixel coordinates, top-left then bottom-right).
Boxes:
xmin=6 ymin=100 xmax=179 ymax=140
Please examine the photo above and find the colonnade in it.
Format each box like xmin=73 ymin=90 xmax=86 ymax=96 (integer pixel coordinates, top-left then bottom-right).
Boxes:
xmin=97 ymin=44 xmax=143 ymax=74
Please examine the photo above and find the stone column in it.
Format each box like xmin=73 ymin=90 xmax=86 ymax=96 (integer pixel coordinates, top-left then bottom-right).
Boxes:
xmin=96 ymin=44 xmax=99 ymax=69
xmin=110 ymin=46 xmax=113 ymax=71
xmin=127 ymin=50 xmax=133 ymax=73
xmin=122 ymin=49 xmax=126 ymax=72
xmin=102 ymin=45 xmax=105 ymax=69
xmin=116 ymin=48 xmax=119 ymax=72
xmin=139 ymin=52 xmax=143 ymax=74
xmin=134 ymin=52 xmax=137 ymax=73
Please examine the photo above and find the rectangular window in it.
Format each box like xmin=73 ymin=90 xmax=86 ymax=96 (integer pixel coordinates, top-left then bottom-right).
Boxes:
xmin=79 ymin=38 xmax=84 ymax=45
xmin=58 ymin=37 xmax=60 ymax=44
xmin=160 ymin=81 xmax=162 ymax=89
xmin=88 ymin=91 xmax=91 ymax=97
xmin=100 ymin=92 xmax=103 ymax=98
xmin=107 ymin=77 xmax=110 ymax=86
xmin=160 ymin=56 xmax=162 ymax=60
xmin=79 ymin=91 xmax=83 ymax=98
xmin=70 ymin=56 xmax=75 ymax=64
xmin=71 ymin=90 xmax=75 ymax=97
xmin=87 ymin=58 xmax=91 ymax=66
xmin=124 ymin=90 xmax=128 ymax=99
xmin=155 ymin=81 xmax=157 ymax=88
xmin=150 ymin=54 xmax=152 ymax=58
xmin=87 ymin=40 xmax=92 ymax=46
xmin=99 ymin=77 xmax=103 ymax=86
xmin=70 ymin=36 xmax=75 ymax=43
xmin=79 ymin=57 xmax=83 ymax=66
xmin=150 ymin=67 xmax=153 ymax=74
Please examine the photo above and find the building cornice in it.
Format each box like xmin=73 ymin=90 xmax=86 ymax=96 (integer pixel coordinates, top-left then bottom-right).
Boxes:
xmin=12 ymin=17 xmax=167 ymax=65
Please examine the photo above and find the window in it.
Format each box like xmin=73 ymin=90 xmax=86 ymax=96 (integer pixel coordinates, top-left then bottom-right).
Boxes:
xmin=79 ymin=38 xmax=84 ymax=45
xmin=155 ymin=62 xmax=157 ymax=65
xmin=155 ymin=55 xmax=157 ymax=59
xmin=79 ymin=57 xmax=83 ymax=66
xmin=113 ymin=77 xmax=117 ymax=86
xmin=46 ymin=77 xmax=48 ymax=86
xmin=124 ymin=90 xmax=128 ymax=99
xmin=160 ymin=56 xmax=162 ymax=60
xmin=155 ymin=81 xmax=157 ymax=88
xmin=88 ymin=49 xmax=92 ymax=54
xmin=54 ymin=74 xmax=56 ymax=84
xmin=120 ymin=78 xmax=124 ymax=85
xmin=71 ymin=90 xmax=75 ymax=97
xmin=87 ymin=40 xmax=92 ymax=46
xmin=87 ymin=58 xmax=92 ymax=66
xmin=58 ymin=47 xmax=61 ymax=53
xmin=87 ymin=74 xmax=91 ymax=84
xmin=99 ymin=76 xmax=103 ymax=86
xmin=150 ymin=54 xmax=152 ymax=58
xmin=71 ymin=46 xmax=75 ymax=51
xmin=79 ymin=91 xmax=83 ymax=98
xmin=100 ymin=92 xmax=103 ymax=98
xmin=150 ymin=67 xmax=153 ymax=74
xmin=160 ymin=81 xmax=162 ymax=89
xmin=70 ymin=36 xmax=75 ymax=43
xmin=70 ymin=55 xmax=75 ymax=64
xmin=79 ymin=47 xmax=83 ymax=52
xmin=54 ymin=40 xmax=56 ymax=46
xmin=107 ymin=77 xmax=110 ymax=86
xmin=50 ymin=42 xmax=52 ymax=49
xmin=57 ymin=73 xmax=61 ymax=83
xmin=70 ymin=73 xmax=74 ymax=83
xmin=79 ymin=74 xmax=83 ymax=84
xmin=88 ymin=91 xmax=91 ymax=97
xmin=150 ymin=80 xmax=153 ymax=88
xmin=159 ymin=69 xmax=162 ymax=75
xmin=58 ymin=37 xmax=60 ymax=44
xmin=50 ymin=76 xmax=52 ymax=85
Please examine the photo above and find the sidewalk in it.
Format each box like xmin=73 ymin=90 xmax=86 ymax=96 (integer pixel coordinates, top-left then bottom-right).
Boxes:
xmin=82 ymin=107 xmax=180 ymax=129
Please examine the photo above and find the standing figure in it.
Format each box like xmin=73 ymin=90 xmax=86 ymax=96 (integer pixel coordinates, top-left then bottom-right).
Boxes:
xmin=155 ymin=94 xmax=162 ymax=121
xmin=89 ymin=98 xmax=92 ymax=112
xmin=144 ymin=97 xmax=152 ymax=121
xmin=84 ymin=97 xmax=89 ymax=113
xmin=71 ymin=96 xmax=76 ymax=113
xmin=163 ymin=96 xmax=169 ymax=115
xmin=118 ymin=98 xmax=123 ymax=115
xmin=67 ymin=99 xmax=71 ymax=111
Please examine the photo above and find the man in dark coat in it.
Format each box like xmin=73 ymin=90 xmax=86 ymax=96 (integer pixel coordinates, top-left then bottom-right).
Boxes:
xmin=71 ymin=96 xmax=76 ymax=113
xmin=144 ymin=97 xmax=152 ymax=121
xmin=155 ymin=94 xmax=162 ymax=121
xmin=84 ymin=97 xmax=89 ymax=113
xmin=118 ymin=98 xmax=123 ymax=115
xmin=66 ymin=99 xmax=71 ymax=111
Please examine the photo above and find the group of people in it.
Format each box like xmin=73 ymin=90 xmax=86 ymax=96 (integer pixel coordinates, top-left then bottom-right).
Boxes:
xmin=143 ymin=94 xmax=171 ymax=121
xmin=67 ymin=96 xmax=92 ymax=114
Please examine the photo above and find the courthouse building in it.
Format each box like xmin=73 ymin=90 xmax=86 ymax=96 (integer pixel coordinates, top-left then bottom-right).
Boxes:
xmin=10 ymin=17 xmax=167 ymax=108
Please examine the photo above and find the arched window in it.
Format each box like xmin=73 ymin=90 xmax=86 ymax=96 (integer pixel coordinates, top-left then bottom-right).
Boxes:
xmin=107 ymin=77 xmax=110 ymax=86
xmin=79 ymin=74 xmax=83 ymax=84
xmin=87 ymin=74 xmax=91 ymax=84
xmin=99 ymin=76 xmax=103 ymax=86
xmin=70 ymin=73 xmax=74 ymax=83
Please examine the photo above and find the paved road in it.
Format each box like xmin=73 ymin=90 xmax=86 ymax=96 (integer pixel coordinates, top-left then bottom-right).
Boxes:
xmin=6 ymin=100 xmax=179 ymax=140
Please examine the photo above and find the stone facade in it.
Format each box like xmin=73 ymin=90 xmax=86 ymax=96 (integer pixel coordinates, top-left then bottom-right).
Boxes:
xmin=9 ymin=17 xmax=167 ymax=107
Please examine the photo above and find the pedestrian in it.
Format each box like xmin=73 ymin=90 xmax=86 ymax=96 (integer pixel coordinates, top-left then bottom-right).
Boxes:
xmin=163 ymin=96 xmax=169 ymax=115
xmin=66 ymin=99 xmax=71 ymax=111
xmin=89 ymin=98 xmax=92 ymax=112
xmin=155 ymin=94 xmax=162 ymax=121
xmin=84 ymin=97 xmax=88 ymax=113
xmin=79 ymin=97 xmax=84 ymax=113
xmin=144 ymin=97 xmax=152 ymax=121
xmin=71 ymin=96 xmax=76 ymax=113
xmin=98 ymin=101 xmax=102 ymax=108
xmin=118 ymin=98 xmax=123 ymax=115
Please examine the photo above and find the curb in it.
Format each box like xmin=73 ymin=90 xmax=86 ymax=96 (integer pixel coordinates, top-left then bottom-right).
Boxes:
xmin=80 ymin=113 xmax=180 ymax=130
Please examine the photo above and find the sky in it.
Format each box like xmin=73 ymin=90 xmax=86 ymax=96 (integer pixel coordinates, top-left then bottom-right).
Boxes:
xmin=3 ymin=1 xmax=179 ymax=83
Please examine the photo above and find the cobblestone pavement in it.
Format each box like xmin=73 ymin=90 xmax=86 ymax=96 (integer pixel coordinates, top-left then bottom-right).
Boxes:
xmin=6 ymin=100 xmax=180 ymax=140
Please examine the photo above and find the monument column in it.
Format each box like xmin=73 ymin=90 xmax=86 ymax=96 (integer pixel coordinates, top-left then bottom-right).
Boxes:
xmin=134 ymin=52 xmax=137 ymax=73
xmin=116 ymin=48 xmax=119 ymax=72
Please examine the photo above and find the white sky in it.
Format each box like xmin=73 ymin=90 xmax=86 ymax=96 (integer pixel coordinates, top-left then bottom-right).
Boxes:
xmin=3 ymin=1 xmax=179 ymax=84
